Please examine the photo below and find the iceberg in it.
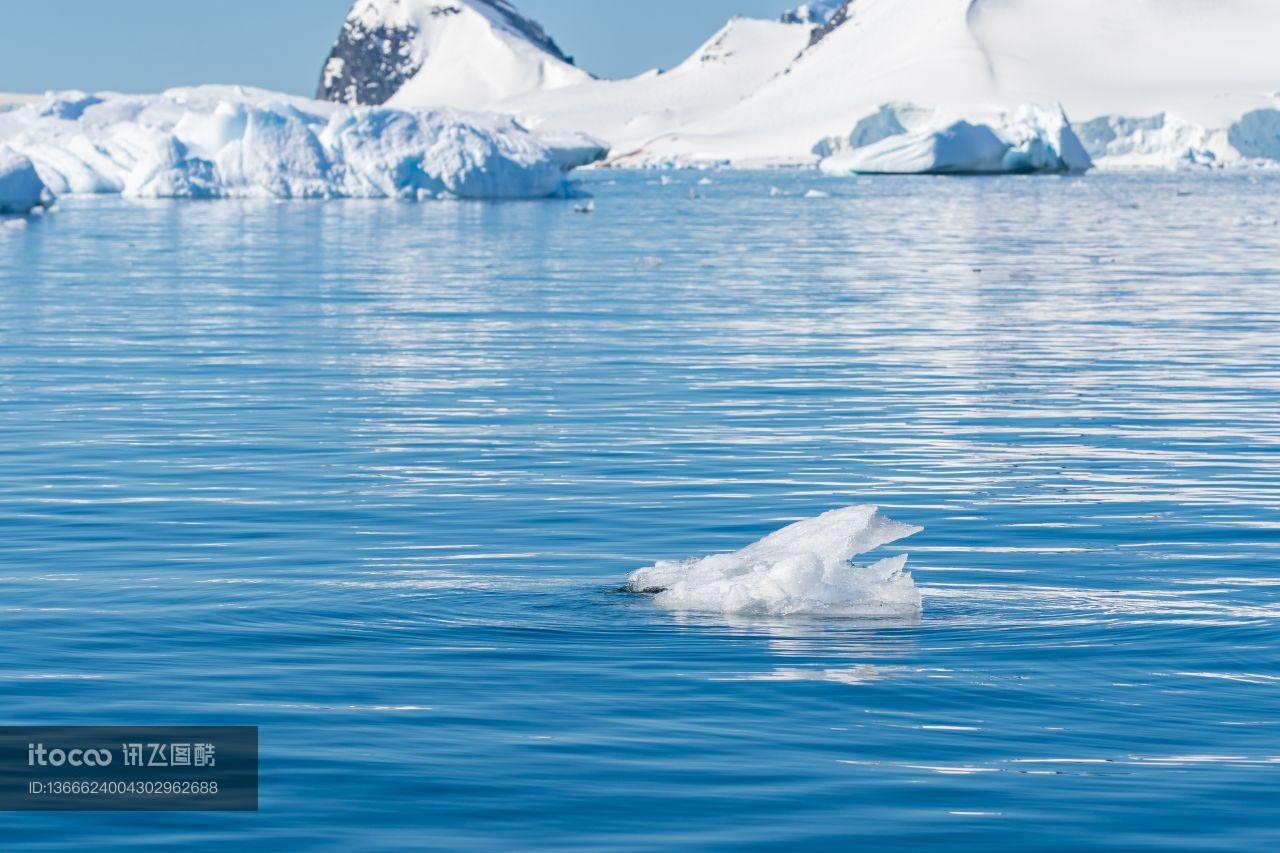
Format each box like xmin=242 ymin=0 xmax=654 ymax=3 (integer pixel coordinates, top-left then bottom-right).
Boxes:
xmin=628 ymin=506 xmax=923 ymax=617
xmin=0 ymin=148 xmax=50 ymax=214
xmin=0 ymin=86 xmax=607 ymax=202
xmin=818 ymin=104 xmax=1091 ymax=175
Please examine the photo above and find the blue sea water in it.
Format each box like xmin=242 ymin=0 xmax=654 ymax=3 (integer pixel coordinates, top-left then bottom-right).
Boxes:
xmin=0 ymin=171 xmax=1278 ymax=850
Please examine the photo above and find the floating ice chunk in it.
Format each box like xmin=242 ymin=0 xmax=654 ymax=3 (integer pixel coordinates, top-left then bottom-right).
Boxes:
xmin=0 ymin=148 xmax=50 ymax=214
xmin=819 ymin=103 xmax=1091 ymax=175
xmin=804 ymin=188 xmax=830 ymax=198
xmin=628 ymin=506 xmax=923 ymax=617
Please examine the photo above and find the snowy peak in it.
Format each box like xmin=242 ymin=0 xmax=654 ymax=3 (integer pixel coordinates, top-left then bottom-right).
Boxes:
xmin=318 ymin=0 xmax=586 ymax=108
xmin=801 ymin=0 xmax=851 ymax=45
xmin=346 ymin=0 xmax=570 ymax=60
xmin=781 ymin=1 xmax=844 ymax=27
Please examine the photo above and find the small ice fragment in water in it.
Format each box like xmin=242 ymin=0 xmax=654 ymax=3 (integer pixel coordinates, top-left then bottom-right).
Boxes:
xmin=804 ymin=189 xmax=830 ymax=198
xmin=574 ymin=200 xmax=595 ymax=213
xmin=770 ymin=186 xmax=785 ymax=196
xmin=628 ymin=506 xmax=923 ymax=617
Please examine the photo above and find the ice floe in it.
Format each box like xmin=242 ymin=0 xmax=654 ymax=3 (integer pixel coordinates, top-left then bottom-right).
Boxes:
xmin=628 ymin=506 xmax=923 ymax=617
xmin=0 ymin=86 xmax=607 ymax=203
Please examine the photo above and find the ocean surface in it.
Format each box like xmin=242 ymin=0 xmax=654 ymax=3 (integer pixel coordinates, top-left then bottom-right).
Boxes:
xmin=1 ymin=171 xmax=1278 ymax=850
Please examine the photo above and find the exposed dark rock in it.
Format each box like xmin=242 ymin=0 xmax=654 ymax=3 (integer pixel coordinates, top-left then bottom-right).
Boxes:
xmin=808 ymin=1 xmax=854 ymax=47
xmin=317 ymin=19 xmax=423 ymax=105
xmin=316 ymin=1 xmax=578 ymax=106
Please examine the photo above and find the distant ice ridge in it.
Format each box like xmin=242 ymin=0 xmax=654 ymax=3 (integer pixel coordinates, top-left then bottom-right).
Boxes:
xmin=817 ymin=103 xmax=1091 ymax=175
xmin=0 ymin=148 xmax=51 ymax=214
xmin=628 ymin=507 xmax=923 ymax=617
xmin=0 ymin=87 xmax=606 ymax=202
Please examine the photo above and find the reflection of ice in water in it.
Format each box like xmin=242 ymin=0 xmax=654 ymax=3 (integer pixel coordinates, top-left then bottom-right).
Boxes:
xmin=629 ymin=506 xmax=922 ymax=616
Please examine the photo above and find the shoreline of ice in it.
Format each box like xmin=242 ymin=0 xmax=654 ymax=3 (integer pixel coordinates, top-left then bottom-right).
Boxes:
xmin=628 ymin=507 xmax=923 ymax=618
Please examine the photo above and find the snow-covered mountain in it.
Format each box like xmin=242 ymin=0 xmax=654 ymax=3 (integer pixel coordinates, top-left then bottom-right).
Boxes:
xmin=334 ymin=0 xmax=1280 ymax=173
xmin=647 ymin=0 xmax=1280 ymax=169
xmin=608 ymin=0 xmax=1280 ymax=170
xmin=318 ymin=0 xmax=589 ymax=108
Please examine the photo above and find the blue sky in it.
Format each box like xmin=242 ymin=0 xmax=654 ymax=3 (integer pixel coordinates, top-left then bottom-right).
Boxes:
xmin=0 ymin=0 xmax=795 ymax=95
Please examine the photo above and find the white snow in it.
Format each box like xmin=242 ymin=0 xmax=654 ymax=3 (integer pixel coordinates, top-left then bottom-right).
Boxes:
xmin=0 ymin=148 xmax=50 ymax=214
xmin=361 ymin=0 xmax=1280 ymax=172
xmin=503 ymin=17 xmax=815 ymax=166
xmin=364 ymin=0 xmax=590 ymax=108
xmin=0 ymin=87 xmax=606 ymax=202
xmin=966 ymin=0 xmax=1280 ymax=129
xmin=628 ymin=506 xmax=923 ymax=617
xmin=621 ymin=0 xmax=1280 ymax=170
